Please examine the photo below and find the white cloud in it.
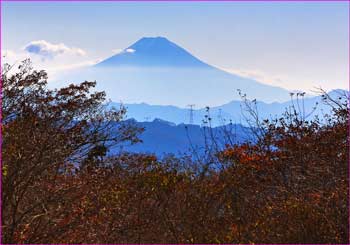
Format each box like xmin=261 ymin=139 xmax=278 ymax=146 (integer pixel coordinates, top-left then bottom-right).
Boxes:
xmin=110 ymin=48 xmax=135 ymax=55
xmin=24 ymin=40 xmax=86 ymax=59
xmin=112 ymin=48 xmax=123 ymax=54
xmin=221 ymin=67 xmax=287 ymax=88
xmin=220 ymin=67 xmax=338 ymax=94
xmin=1 ymin=45 xmax=102 ymax=80
xmin=46 ymin=59 xmax=102 ymax=74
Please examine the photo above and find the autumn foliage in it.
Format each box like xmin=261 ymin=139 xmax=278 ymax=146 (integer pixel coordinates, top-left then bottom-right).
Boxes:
xmin=1 ymin=61 xmax=349 ymax=243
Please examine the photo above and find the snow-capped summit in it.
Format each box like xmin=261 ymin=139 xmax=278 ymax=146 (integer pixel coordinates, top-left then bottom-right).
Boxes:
xmin=95 ymin=36 xmax=210 ymax=68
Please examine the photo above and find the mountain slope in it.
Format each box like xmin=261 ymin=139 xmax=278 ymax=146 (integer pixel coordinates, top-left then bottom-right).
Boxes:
xmin=64 ymin=36 xmax=291 ymax=107
xmin=110 ymin=119 xmax=251 ymax=156
xmin=96 ymin=37 xmax=210 ymax=68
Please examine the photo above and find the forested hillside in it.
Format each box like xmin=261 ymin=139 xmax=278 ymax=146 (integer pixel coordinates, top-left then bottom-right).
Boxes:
xmin=2 ymin=61 xmax=349 ymax=243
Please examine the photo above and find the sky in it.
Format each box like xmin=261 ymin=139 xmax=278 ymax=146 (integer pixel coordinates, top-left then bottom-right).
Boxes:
xmin=1 ymin=1 xmax=349 ymax=93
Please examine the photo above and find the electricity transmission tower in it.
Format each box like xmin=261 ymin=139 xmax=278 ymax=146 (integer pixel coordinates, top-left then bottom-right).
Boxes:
xmin=187 ymin=104 xmax=195 ymax=124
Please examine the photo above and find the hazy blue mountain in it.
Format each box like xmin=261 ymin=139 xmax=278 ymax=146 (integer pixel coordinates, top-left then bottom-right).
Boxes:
xmin=108 ymin=89 xmax=347 ymax=127
xmin=110 ymin=119 xmax=252 ymax=156
xmin=58 ymin=36 xmax=291 ymax=107
xmin=96 ymin=37 xmax=209 ymax=68
xmin=104 ymin=89 xmax=346 ymax=156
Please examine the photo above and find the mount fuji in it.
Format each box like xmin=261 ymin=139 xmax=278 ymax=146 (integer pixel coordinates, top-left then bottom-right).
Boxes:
xmin=96 ymin=36 xmax=209 ymax=68
xmin=61 ymin=37 xmax=291 ymax=107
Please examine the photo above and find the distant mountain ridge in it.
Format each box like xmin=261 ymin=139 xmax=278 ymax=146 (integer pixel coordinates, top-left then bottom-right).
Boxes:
xmin=111 ymin=118 xmax=252 ymax=156
xmin=106 ymin=89 xmax=347 ymax=156
xmin=108 ymin=89 xmax=347 ymax=127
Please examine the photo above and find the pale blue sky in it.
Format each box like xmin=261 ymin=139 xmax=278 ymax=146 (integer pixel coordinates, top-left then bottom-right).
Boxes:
xmin=2 ymin=1 xmax=349 ymax=91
